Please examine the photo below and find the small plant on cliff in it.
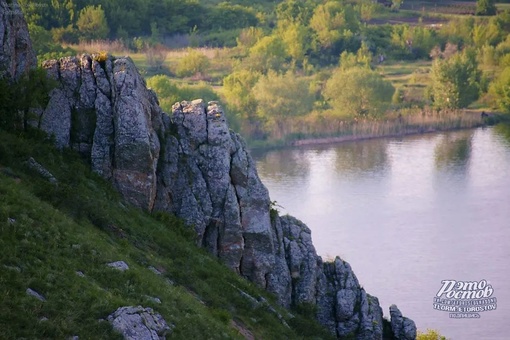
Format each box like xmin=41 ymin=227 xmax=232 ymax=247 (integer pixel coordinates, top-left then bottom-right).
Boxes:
xmin=417 ymin=329 xmax=448 ymax=340
xmin=92 ymin=51 xmax=108 ymax=63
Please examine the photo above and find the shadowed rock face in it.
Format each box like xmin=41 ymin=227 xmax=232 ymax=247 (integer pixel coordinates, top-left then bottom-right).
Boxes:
xmin=36 ymin=54 xmax=414 ymax=339
xmin=0 ymin=0 xmax=37 ymax=81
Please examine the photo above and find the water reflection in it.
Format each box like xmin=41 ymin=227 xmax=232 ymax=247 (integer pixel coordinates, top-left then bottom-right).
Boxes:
xmin=334 ymin=139 xmax=389 ymax=177
xmin=254 ymin=127 xmax=510 ymax=340
xmin=493 ymin=123 xmax=510 ymax=146
xmin=252 ymin=148 xmax=310 ymax=182
xmin=434 ymin=130 xmax=473 ymax=172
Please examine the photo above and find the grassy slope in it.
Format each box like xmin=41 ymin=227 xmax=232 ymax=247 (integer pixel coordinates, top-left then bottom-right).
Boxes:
xmin=0 ymin=130 xmax=333 ymax=340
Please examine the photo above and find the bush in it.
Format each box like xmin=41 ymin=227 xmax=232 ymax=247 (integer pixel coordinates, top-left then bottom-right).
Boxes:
xmin=175 ymin=49 xmax=210 ymax=78
xmin=417 ymin=329 xmax=447 ymax=340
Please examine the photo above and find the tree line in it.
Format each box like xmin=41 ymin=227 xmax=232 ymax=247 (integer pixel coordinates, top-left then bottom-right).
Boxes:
xmin=19 ymin=0 xmax=510 ymax=143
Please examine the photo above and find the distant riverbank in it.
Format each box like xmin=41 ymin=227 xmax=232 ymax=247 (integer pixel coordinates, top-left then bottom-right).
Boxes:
xmin=249 ymin=110 xmax=506 ymax=150
xmin=289 ymin=124 xmax=482 ymax=147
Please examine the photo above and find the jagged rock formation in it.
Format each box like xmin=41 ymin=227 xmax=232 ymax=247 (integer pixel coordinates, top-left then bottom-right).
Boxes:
xmin=35 ymin=54 xmax=416 ymax=339
xmin=390 ymin=305 xmax=417 ymax=340
xmin=0 ymin=0 xmax=37 ymax=80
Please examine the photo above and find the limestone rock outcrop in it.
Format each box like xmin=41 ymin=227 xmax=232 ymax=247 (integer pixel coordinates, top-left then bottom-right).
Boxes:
xmin=1 ymin=4 xmax=418 ymax=338
xmin=35 ymin=54 xmax=415 ymax=339
xmin=39 ymin=55 xmax=162 ymax=211
xmin=107 ymin=306 xmax=172 ymax=340
xmin=0 ymin=0 xmax=37 ymax=80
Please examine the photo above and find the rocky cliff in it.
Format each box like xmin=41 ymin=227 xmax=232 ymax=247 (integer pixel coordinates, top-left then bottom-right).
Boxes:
xmin=0 ymin=1 xmax=415 ymax=336
xmin=33 ymin=53 xmax=416 ymax=339
xmin=0 ymin=0 xmax=37 ymax=80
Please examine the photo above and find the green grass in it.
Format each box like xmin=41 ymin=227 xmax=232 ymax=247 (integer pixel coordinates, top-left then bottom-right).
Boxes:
xmin=0 ymin=130 xmax=334 ymax=339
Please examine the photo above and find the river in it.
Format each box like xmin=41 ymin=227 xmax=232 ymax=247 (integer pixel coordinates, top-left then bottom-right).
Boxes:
xmin=252 ymin=126 xmax=510 ymax=340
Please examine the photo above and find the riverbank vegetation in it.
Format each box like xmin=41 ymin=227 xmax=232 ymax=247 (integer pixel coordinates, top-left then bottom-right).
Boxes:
xmin=21 ymin=0 xmax=510 ymax=147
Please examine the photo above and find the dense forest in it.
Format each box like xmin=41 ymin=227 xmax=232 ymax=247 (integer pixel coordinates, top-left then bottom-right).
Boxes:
xmin=15 ymin=0 xmax=510 ymax=145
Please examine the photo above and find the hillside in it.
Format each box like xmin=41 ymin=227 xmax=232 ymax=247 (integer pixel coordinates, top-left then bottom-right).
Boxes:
xmin=0 ymin=130 xmax=333 ymax=339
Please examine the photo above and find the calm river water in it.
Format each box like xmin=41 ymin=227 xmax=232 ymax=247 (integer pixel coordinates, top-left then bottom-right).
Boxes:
xmin=252 ymin=126 xmax=510 ymax=340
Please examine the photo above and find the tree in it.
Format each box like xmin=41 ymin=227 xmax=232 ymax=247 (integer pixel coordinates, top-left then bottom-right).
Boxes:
xmin=222 ymin=69 xmax=260 ymax=118
xmin=252 ymin=71 xmax=314 ymax=119
xmin=429 ymin=49 xmax=481 ymax=109
xmin=222 ymin=69 xmax=261 ymax=136
xmin=324 ymin=67 xmax=395 ymax=116
xmin=76 ymin=5 xmax=109 ymax=41
xmin=476 ymin=0 xmax=497 ymax=16
xmin=310 ymin=1 xmax=360 ymax=48
xmin=247 ymin=35 xmax=287 ymax=72
xmin=279 ymin=22 xmax=311 ymax=66
xmin=488 ymin=66 xmax=510 ymax=112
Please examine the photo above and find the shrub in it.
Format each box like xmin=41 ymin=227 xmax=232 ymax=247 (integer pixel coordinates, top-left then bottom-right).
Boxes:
xmin=175 ymin=49 xmax=210 ymax=78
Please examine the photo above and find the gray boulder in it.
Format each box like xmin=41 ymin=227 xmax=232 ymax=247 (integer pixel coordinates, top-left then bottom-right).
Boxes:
xmin=107 ymin=306 xmax=172 ymax=340
xmin=107 ymin=261 xmax=130 ymax=271
xmin=26 ymin=288 xmax=46 ymax=302
xmin=0 ymin=0 xmax=36 ymax=81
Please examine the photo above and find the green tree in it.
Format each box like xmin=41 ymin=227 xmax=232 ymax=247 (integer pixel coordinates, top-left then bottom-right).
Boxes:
xmin=76 ymin=5 xmax=109 ymax=41
xmin=279 ymin=22 xmax=311 ymax=66
xmin=222 ymin=69 xmax=261 ymax=136
xmin=310 ymin=1 xmax=359 ymax=50
xmin=276 ymin=0 xmax=316 ymax=24
xmin=324 ymin=67 xmax=395 ymax=116
xmin=222 ymin=69 xmax=260 ymax=118
xmin=247 ymin=35 xmax=287 ymax=72
xmin=476 ymin=0 xmax=497 ymax=16
xmin=252 ymin=71 xmax=314 ymax=119
xmin=489 ymin=66 xmax=510 ymax=112
xmin=429 ymin=49 xmax=481 ymax=109
xmin=204 ymin=3 xmax=258 ymax=31
xmin=252 ymin=70 xmax=315 ymax=138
